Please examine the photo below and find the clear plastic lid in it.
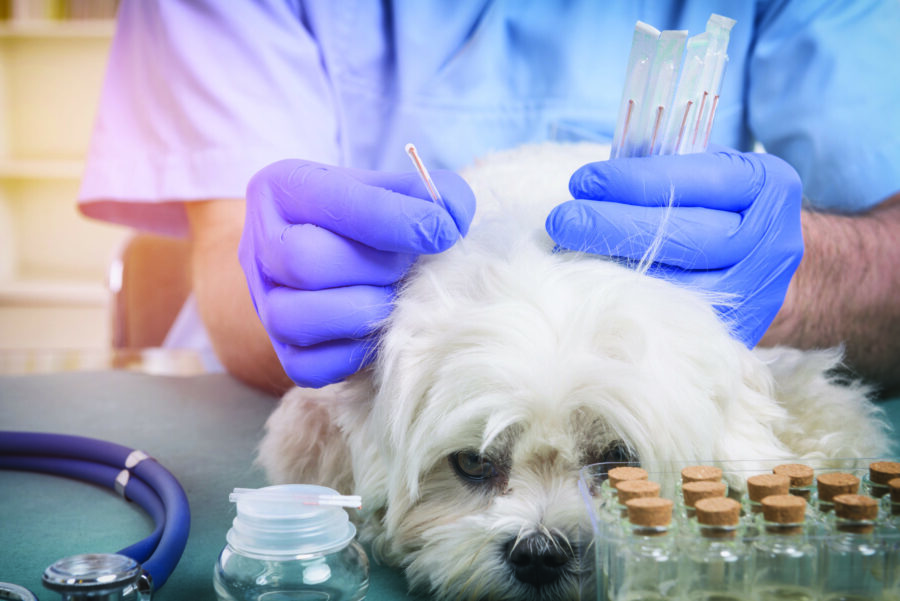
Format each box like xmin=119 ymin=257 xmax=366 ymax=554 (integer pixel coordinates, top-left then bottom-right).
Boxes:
xmin=226 ymin=484 xmax=358 ymax=556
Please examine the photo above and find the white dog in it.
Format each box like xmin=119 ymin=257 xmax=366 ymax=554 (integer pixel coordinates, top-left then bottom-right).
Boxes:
xmin=259 ymin=144 xmax=891 ymax=601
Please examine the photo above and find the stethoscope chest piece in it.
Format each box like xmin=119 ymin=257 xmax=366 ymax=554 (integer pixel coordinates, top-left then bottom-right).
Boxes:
xmin=42 ymin=553 xmax=150 ymax=601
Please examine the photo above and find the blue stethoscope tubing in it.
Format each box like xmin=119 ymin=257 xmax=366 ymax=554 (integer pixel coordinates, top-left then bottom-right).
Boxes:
xmin=0 ymin=431 xmax=190 ymax=590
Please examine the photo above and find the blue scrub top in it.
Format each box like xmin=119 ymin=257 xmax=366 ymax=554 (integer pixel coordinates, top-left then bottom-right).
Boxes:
xmin=80 ymin=0 xmax=900 ymax=236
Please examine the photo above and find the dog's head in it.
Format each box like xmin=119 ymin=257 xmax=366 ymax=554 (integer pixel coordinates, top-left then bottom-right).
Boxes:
xmin=357 ymin=174 xmax=794 ymax=599
xmin=262 ymin=144 xmax=886 ymax=600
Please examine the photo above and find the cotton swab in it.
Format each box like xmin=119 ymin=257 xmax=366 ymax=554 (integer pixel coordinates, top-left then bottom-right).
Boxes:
xmin=405 ymin=143 xmax=448 ymax=211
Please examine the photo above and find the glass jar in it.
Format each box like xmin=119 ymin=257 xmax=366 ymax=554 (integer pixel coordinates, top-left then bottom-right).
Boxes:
xmin=609 ymin=497 xmax=679 ymax=601
xmin=213 ymin=484 xmax=369 ymax=601
xmin=821 ymin=494 xmax=884 ymax=601
xmin=681 ymin=497 xmax=750 ymax=601
xmin=751 ymin=494 xmax=818 ymax=601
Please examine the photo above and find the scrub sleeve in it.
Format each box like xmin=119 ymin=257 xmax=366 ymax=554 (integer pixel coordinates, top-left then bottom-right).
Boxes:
xmin=77 ymin=0 xmax=900 ymax=354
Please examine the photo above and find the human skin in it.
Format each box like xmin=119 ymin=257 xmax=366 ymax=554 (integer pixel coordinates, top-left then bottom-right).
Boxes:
xmin=760 ymin=192 xmax=900 ymax=393
xmin=185 ymin=190 xmax=900 ymax=396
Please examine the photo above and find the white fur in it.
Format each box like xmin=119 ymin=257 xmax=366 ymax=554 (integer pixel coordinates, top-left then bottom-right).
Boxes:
xmin=258 ymin=143 xmax=892 ymax=601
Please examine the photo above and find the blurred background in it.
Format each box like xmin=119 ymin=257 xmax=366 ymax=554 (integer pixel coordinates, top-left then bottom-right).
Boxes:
xmin=0 ymin=0 xmax=126 ymax=353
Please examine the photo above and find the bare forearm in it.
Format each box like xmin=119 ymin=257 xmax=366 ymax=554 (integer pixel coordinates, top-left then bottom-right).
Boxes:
xmin=761 ymin=193 xmax=900 ymax=390
xmin=186 ymin=199 xmax=294 ymax=396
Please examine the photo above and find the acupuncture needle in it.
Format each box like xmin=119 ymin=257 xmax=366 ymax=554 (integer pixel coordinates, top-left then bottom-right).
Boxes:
xmin=405 ymin=143 xmax=448 ymax=211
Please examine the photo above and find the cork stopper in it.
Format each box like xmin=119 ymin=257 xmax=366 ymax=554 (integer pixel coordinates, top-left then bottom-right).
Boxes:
xmin=773 ymin=464 xmax=814 ymax=487
xmin=747 ymin=474 xmax=791 ymax=502
xmin=616 ymin=479 xmax=661 ymax=504
xmin=681 ymin=465 xmax=723 ymax=483
xmin=869 ymin=461 xmax=900 ymax=485
xmin=695 ymin=497 xmax=741 ymax=527
xmin=816 ymin=472 xmax=860 ymax=502
xmin=890 ymin=477 xmax=900 ymax=504
xmin=626 ymin=497 xmax=674 ymax=528
xmin=833 ymin=494 xmax=879 ymax=521
xmin=608 ymin=466 xmax=648 ymax=488
xmin=682 ymin=481 xmax=727 ymax=508
xmin=761 ymin=494 xmax=807 ymax=524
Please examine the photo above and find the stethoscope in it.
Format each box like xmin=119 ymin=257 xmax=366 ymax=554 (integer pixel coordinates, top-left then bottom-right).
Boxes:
xmin=0 ymin=432 xmax=191 ymax=601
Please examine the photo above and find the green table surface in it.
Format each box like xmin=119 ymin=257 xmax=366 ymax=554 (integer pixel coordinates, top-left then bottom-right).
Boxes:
xmin=1 ymin=371 xmax=898 ymax=600
xmin=0 ymin=372 xmax=423 ymax=600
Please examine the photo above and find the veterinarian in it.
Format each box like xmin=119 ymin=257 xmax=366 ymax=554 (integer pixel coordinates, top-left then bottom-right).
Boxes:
xmin=79 ymin=1 xmax=900 ymax=394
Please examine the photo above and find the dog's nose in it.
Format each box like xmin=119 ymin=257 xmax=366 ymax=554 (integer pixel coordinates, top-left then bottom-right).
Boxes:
xmin=505 ymin=532 xmax=572 ymax=587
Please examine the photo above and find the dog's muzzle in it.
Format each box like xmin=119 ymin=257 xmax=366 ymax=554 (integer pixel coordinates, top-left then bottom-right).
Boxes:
xmin=504 ymin=532 xmax=573 ymax=587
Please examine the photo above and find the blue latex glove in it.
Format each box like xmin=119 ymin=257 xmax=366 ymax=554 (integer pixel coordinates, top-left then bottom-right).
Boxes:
xmin=240 ymin=159 xmax=476 ymax=388
xmin=545 ymin=148 xmax=803 ymax=348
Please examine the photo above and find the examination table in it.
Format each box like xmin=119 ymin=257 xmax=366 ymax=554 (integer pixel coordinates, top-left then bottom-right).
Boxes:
xmin=1 ymin=367 xmax=898 ymax=599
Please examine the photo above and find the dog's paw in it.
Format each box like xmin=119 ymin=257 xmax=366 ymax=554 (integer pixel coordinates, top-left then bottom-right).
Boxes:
xmin=257 ymin=384 xmax=355 ymax=490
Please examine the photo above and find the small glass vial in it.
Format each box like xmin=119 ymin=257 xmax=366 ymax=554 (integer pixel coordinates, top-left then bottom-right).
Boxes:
xmin=214 ymin=484 xmax=369 ymax=601
xmin=600 ymin=467 xmax=649 ymax=522
xmin=773 ymin=464 xmax=815 ymax=503
xmin=682 ymin=481 xmax=727 ymax=521
xmin=745 ymin=474 xmax=790 ymax=523
xmin=864 ymin=461 xmax=900 ymax=503
xmin=751 ymin=494 xmax=818 ymax=601
xmin=609 ymin=497 xmax=679 ymax=601
xmin=681 ymin=465 xmax=724 ymax=486
xmin=821 ymin=493 xmax=885 ymax=601
xmin=816 ymin=472 xmax=859 ymax=517
xmin=681 ymin=497 xmax=750 ymax=601
xmin=884 ymin=478 xmax=900 ymax=601
xmin=603 ymin=466 xmax=649 ymax=502
xmin=614 ymin=479 xmax=661 ymax=520
xmin=678 ymin=465 xmax=724 ymax=498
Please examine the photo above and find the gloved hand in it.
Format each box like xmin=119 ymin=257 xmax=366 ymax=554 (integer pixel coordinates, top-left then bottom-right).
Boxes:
xmin=545 ymin=148 xmax=803 ymax=348
xmin=240 ymin=159 xmax=476 ymax=388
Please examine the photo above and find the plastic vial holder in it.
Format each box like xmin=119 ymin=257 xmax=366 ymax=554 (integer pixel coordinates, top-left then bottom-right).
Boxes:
xmin=578 ymin=457 xmax=900 ymax=601
xmin=612 ymin=13 xmax=735 ymax=159
xmin=214 ymin=484 xmax=369 ymax=601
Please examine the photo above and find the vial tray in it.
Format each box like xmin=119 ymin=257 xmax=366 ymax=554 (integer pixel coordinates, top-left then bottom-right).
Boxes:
xmin=577 ymin=457 xmax=900 ymax=601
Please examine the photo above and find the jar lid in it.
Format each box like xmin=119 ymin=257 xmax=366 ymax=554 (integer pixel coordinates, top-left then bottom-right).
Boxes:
xmin=607 ymin=466 xmax=648 ymax=487
xmin=626 ymin=497 xmax=673 ymax=527
xmin=227 ymin=484 xmax=357 ymax=556
xmin=747 ymin=474 xmax=790 ymax=502
xmin=615 ymin=479 xmax=660 ymax=504
xmin=761 ymin=494 xmax=806 ymax=524
xmin=682 ymin=481 xmax=727 ymax=508
xmin=833 ymin=494 xmax=879 ymax=521
xmin=681 ymin=465 xmax=722 ymax=483
xmin=695 ymin=497 xmax=741 ymax=527
xmin=816 ymin=472 xmax=859 ymax=502
xmin=869 ymin=461 xmax=900 ymax=485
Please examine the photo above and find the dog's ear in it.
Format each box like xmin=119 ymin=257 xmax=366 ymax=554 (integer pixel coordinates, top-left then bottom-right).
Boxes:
xmin=257 ymin=371 xmax=379 ymax=495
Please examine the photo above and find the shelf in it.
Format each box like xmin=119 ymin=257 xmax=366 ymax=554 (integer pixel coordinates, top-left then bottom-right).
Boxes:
xmin=0 ymin=19 xmax=114 ymax=39
xmin=0 ymin=157 xmax=84 ymax=180
xmin=0 ymin=277 xmax=107 ymax=306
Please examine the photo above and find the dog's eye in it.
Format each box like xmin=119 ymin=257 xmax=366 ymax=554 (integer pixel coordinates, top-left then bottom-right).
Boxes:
xmin=450 ymin=451 xmax=496 ymax=482
xmin=603 ymin=442 xmax=635 ymax=465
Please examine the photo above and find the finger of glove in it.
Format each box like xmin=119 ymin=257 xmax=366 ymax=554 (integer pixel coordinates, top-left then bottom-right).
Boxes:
xmin=261 ymin=284 xmax=394 ymax=348
xmin=248 ymin=159 xmax=466 ymax=254
xmin=350 ymin=167 xmax=477 ymax=237
xmin=569 ymin=149 xmax=765 ymax=212
xmin=259 ymin=222 xmax=417 ymax=291
xmin=546 ymin=199 xmax=748 ymax=270
xmin=275 ymin=337 xmax=375 ymax=389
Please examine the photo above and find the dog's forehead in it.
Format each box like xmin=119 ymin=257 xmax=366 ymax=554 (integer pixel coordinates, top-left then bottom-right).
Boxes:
xmin=475 ymin=401 xmax=615 ymax=455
